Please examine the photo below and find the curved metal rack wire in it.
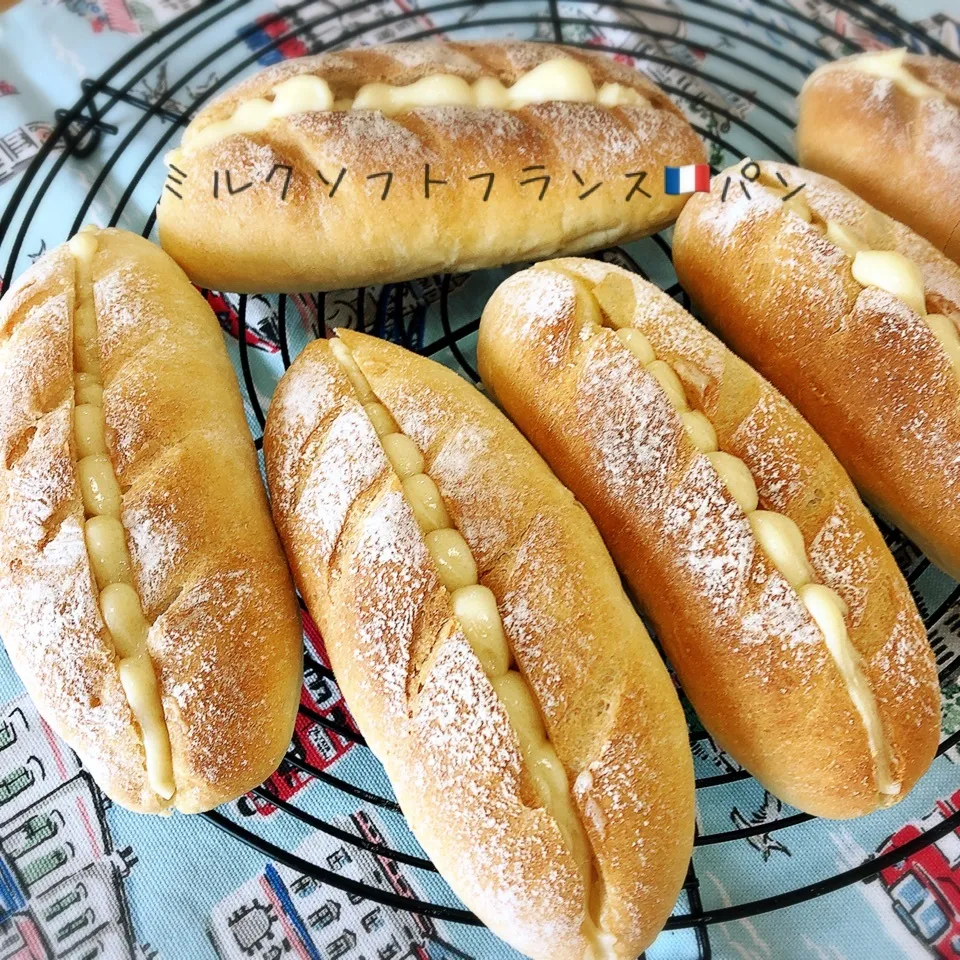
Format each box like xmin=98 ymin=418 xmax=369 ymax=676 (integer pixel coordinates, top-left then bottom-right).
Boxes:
xmin=2 ymin=0 xmax=960 ymax=955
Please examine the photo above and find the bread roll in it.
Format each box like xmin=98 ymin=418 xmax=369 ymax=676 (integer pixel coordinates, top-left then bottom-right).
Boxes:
xmin=797 ymin=49 xmax=960 ymax=263
xmin=263 ymin=329 xmax=693 ymax=960
xmin=673 ymin=160 xmax=960 ymax=581
xmin=157 ymin=41 xmax=704 ymax=293
xmin=478 ymin=257 xmax=939 ymax=820
xmin=0 ymin=227 xmax=302 ymax=814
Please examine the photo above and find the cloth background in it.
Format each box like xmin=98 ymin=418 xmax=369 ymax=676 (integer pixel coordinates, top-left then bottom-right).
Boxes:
xmin=1 ymin=0 xmax=960 ymax=957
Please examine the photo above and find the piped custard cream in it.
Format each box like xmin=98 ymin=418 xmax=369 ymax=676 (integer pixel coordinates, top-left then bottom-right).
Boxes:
xmin=183 ymin=57 xmax=650 ymax=153
xmin=850 ymin=249 xmax=960 ymax=378
xmin=569 ymin=268 xmax=901 ymax=802
xmin=327 ymin=338 xmax=615 ymax=959
xmin=764 ymin=184 xmax=960 ymax=381
xmin=69 ymin=228 xmax=175 ymax=803
xmin=845 ymin=48 xmax=944 ymax=101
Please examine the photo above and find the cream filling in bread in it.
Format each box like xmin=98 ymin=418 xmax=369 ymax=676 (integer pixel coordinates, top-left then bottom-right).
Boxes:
xmin=69 ymin=229 xmax=175 ymax=802
xmin=844 ymin=48 xmax=943 ymax=100
xmin=758 ymin=182 xmax=960 ymax=383
xmin=563 ymin=268 xmax=900 ymax=800
xmin=328 ymin=337 xmax=614 ymax=957
xmin=806 ymin=48 xmax=944 ymax=100
xmin=815 ymin=215 xmax=960 ymax=380
xmin=850 ymin=249 xmax=960 ymax=378
xmin=180 ymin=57 xmax=650 ymax=153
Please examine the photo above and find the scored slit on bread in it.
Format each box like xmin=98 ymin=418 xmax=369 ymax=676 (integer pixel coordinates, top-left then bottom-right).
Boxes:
xmin=553 ymin=263 xmax=899 ymax=800
xmin=673 ymin=161 xmax=960 ymax=580
xmin=69 ymin=226 xmax=175 ymax=806
xmin=157 ymin=41 xmax=706 ymax=293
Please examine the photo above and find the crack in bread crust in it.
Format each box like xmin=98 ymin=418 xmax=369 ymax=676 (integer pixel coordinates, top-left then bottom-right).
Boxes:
xmin=561 ymin=262 xmax=897 ymax=802
xmin=326 ymin=334 xmax=612 ymax=954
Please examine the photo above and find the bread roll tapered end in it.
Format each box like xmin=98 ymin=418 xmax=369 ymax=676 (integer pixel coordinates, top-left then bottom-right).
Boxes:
xmin=797 ymin=51 xmax=960 ymax=263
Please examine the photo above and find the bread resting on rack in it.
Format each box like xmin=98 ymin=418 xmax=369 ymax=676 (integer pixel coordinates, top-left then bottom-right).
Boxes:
xmin=673 ymin=160 xmax=960 ymax=582
xmin=478 ymin=257 xmax=940 ymax=820
xmin=797 ymin=49 xmax=960 ymax=264
xmin=0 ymin=227 xmax=303 ymax=814
xmin=264 ymin=329 xmax=695 ymax=960
xmin=157 ymin=41 xmax=705 ymax=292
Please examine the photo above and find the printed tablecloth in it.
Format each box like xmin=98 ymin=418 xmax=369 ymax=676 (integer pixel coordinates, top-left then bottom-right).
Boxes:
xmin=2 ymin=0 xmax=960 ymax=958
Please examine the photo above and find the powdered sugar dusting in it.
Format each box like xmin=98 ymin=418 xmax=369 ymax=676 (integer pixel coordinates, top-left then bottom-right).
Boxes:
xmin=680 ymin=160 xmax=960 ymax=528
xmin=576 ymin=337 xmax=681 ymax=512
xmin=3 ymin=516 xmax=146 ymax=775
xmin=345 ymin=488 xmax=436 ymax=712
xmin=621 ymin=274 xmax=724 ymax=382
xmin=295 ymin=406 xmax=386 ymax=565
xmin=377 ymin=382 xmax=442 ymax=450
xmin=291 ymin=109 xmax=430 ymax=165
xmin=809 ymin=501 xmax=872 ymax=626
xmin=554 ymin=257 xmax=724 ymax=378
xmin=90 ymin=262 xmax=158 ymax=362
xmin=0 ymin=397 xmax=150 ymax=805
xmin=730 ymin=391 xmax=805 ymax=509
xmin=920 ymin=95 xmax=960 ymax=168
xmin=430 ymin=421 xmax=493 ymax=488
xmin=522 ymin=101 xmax=645 ymax=161
xmin=401 ymin=633 xmax=585 ymax=955
xmin=147 ymin=565 xmax=290 ymax=794
xmin=662 ymin=455 xmax=755 ymax=617
xmin=497 ymin=270 xmax=579 ymax=368
xmin=868 ymin=608 xmax=940 ymax=714
xmin=429 ymin=422 xmax=510 ymax=556
xmin=268 ymin=353 xmax=339 ymax=512
xmin=501 ymin=43 xmax=567 ymax=71
xmin=890 ymin=218 xmax=960 ymax=308
xmin=739 ymin=572 xmax=822 ymax=651
xmin=853 ymin=286 xmax=960 ymax=480
xmin=498 ymin=515 xmax=577 ymax=718
xmin=384 ymin=42 xmax=479 ymax=73
xmin=414 ymin=104 xmax=530 ymax=143
xmin=122 ymin=502 xmax=186 ymax=615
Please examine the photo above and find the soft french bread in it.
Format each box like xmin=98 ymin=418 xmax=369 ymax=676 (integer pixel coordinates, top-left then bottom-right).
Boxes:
xmin=478 ymin=257 xmax=940 ymax=820
xmin=157 ymin=41 xmax=705 ymax=293
xmin=0 ymin=227 xmax=302 ymax=814
xmin=673 ymin=160 xmax=960 ymax=581
xmin=797 ymin=49 xmax=960 ymax=263
xmin=263 ymin=329 xmax=694 ymax=960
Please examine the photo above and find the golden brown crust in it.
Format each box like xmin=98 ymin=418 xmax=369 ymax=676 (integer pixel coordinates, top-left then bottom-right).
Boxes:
xmin=478 ymin=257 xmax=939 ymax=819
xmin=797 ymin=52 xmax=960 ymax=262
xmin=157 ymin=41 xmax=705 ymax=293
xmin=263 ymin=332 xmax=693 ymax=959
xmin=673 ymin=160 xmax=960 ymax=582
xmin=0 ymin=229 xmax=302 ymax=814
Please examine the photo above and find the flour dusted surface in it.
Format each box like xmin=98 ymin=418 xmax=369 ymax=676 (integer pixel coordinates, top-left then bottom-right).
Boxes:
xmin=662 ymin=454 xmax=756 ymax=619
xmin=344 ymin=488 xmax=435 ymax=711
xmin=576 ymin=337 xmax=681 ymax=512
xmin=123 ymin=501 xmax=186 ymax=614
xmin=501 ymin=270 xmax=579 ymax=368
xmin=296 ymin=406 xmax=386 ymax=565
xmin=330 ymin=486 xmax=588 ymax=955
xmin=405 ymin=634 xmax=586 ymax=956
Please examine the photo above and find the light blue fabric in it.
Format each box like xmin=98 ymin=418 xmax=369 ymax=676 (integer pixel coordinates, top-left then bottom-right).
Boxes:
xmin=1 ymin=1 xmax=960 ymax=957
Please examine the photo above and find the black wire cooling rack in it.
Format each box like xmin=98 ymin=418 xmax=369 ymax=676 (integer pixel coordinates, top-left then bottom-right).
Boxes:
xmin=3 ymin=0 xmax=960 ymax=957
